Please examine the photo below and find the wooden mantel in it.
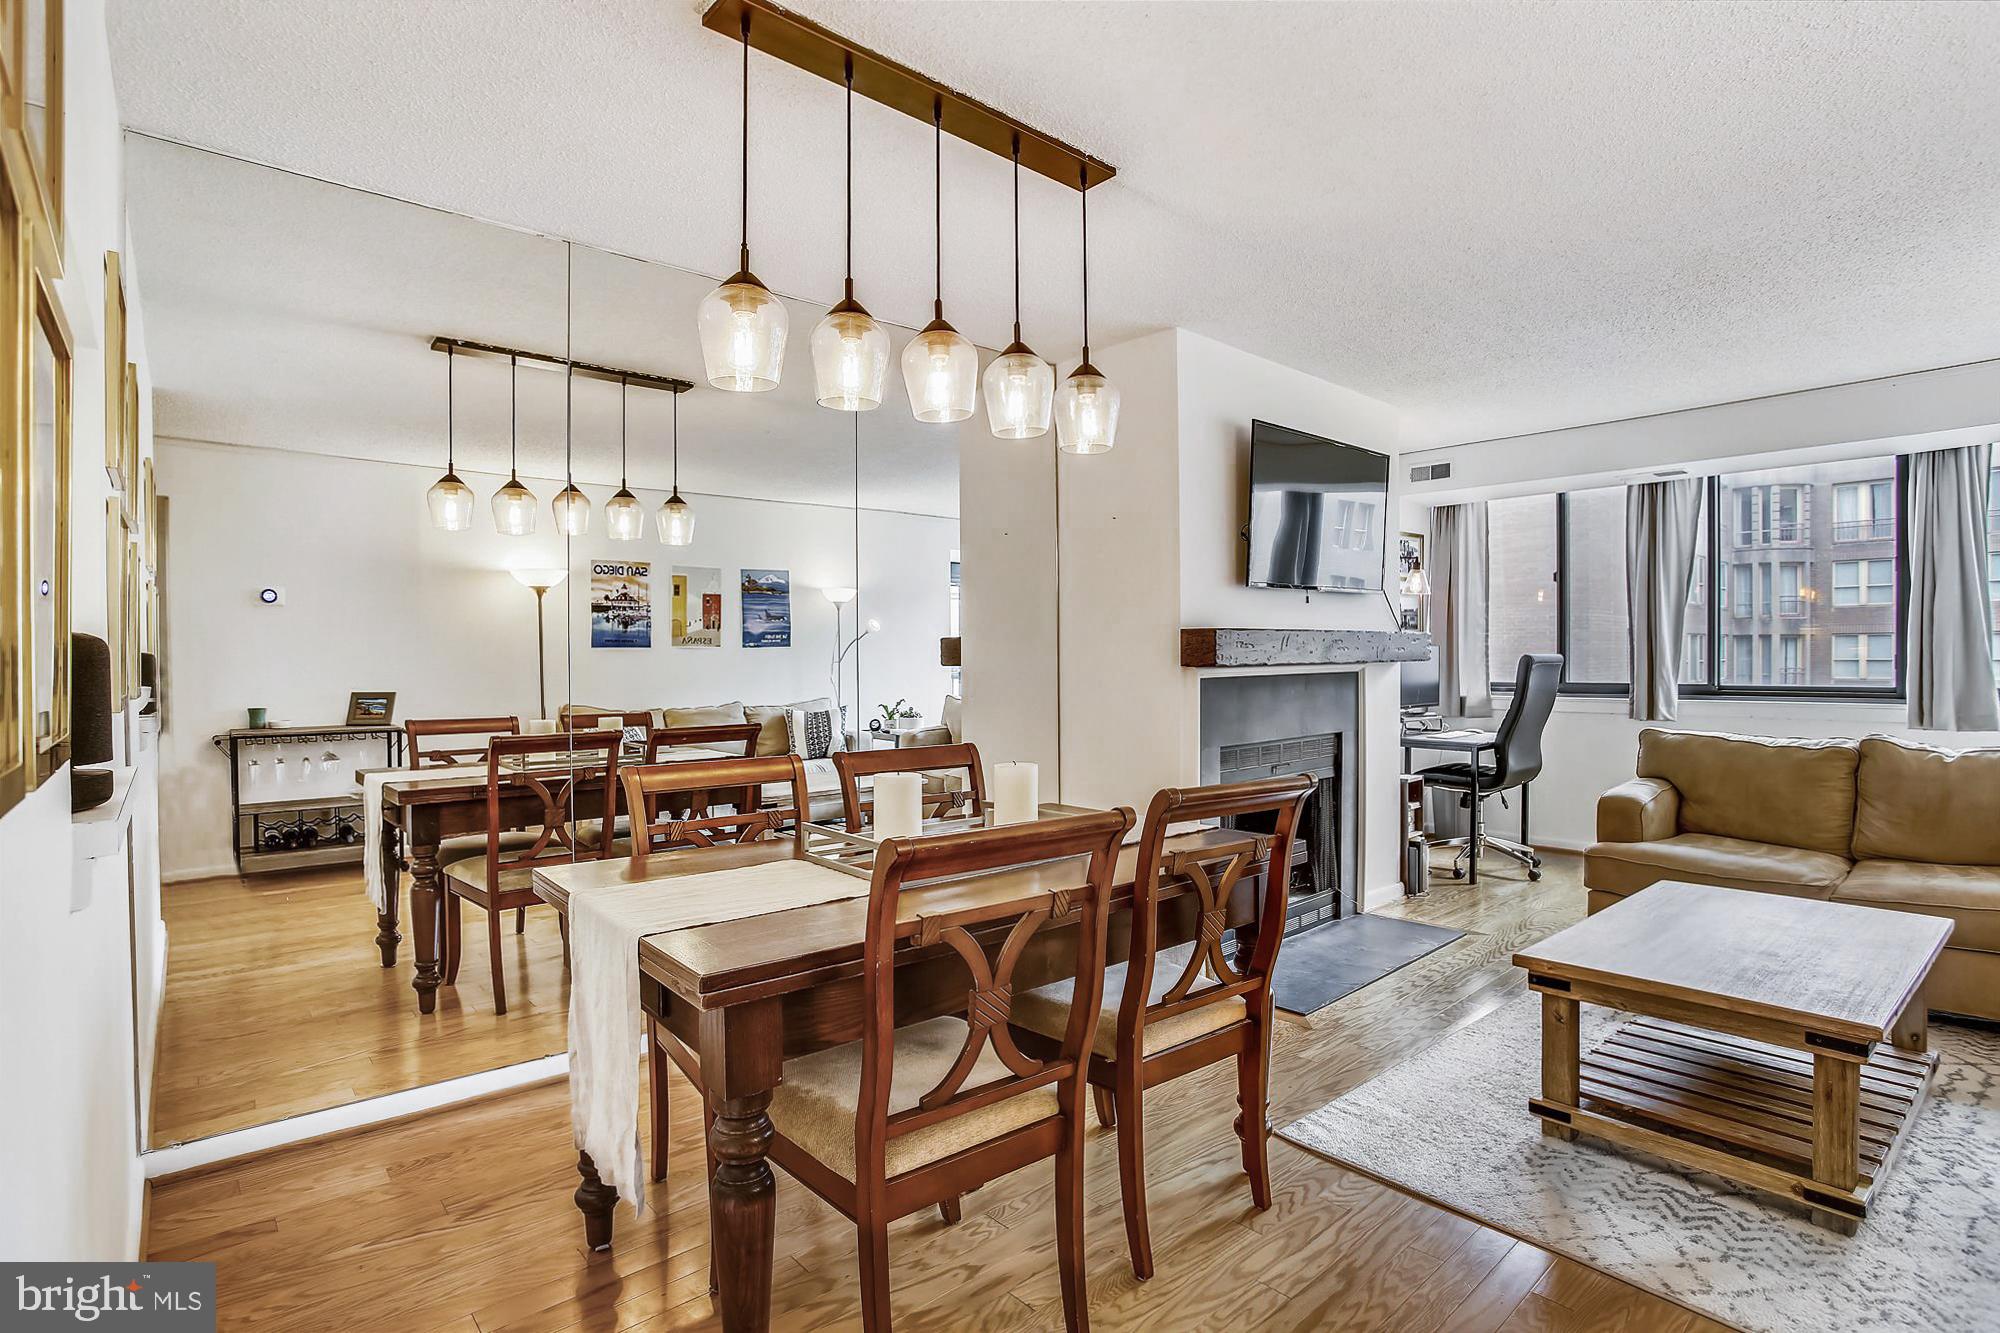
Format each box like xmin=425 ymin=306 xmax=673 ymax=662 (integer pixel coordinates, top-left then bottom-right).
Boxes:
xmin=1181 ymin=627 xmax=1432 ymax=668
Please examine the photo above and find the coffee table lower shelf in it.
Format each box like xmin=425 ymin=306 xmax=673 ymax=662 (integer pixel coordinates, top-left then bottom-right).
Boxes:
xmin=1530 ymin=1016 xmax=1938 ymax=1233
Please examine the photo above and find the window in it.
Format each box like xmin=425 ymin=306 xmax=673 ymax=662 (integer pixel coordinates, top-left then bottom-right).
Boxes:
xmin=1679 ymin=505 xmax=1711 ymax=686
xmin=1560 ymin=487 xmax=1629 ymax=685
xmin=1833 ymin=633 xmax=1894 ymax=682
xmin=1487 ymin=494 xmax=1558 ymax=684
xmin=1832 ymin=559 xmax=1894 ymax=607
xmin=1725 ymin=634 xmax=1755 ymax=684
xmin=1728 ymin=564 xmax=1752 ymax=617
xmin=1779 ymin=634 xmax=1804 ymax=685
xmin=1833 ymin=479 xmax=1895 ymax=542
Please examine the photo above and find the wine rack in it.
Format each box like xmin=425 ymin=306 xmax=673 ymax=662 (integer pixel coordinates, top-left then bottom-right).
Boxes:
xmin=215 ymin=723 xmax=404 ymax=876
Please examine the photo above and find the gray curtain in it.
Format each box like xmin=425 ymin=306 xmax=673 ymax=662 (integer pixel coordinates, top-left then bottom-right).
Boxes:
xmin=1625 ymin=479 xmax=1705 ymax=722
xmin=1906 ymin=444 xmax=1999 ymax=730
xmin=1428 ymin=503 xmax=1492 ymax=717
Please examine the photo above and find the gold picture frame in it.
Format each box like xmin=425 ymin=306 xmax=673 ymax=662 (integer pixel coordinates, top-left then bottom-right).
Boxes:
xmin=141 ymin=457 xmax=155 ymax=572
xmin=104 ymin=498 xmax=125 ymax=705
xmin=122 ymin=362 xmax=139 ymax=518
xmin=27 ymin=218 xmax=68 ymax=781
xmin=102 ymin=249 xmax=124 ymax=491
xmin=0 ymin=0 xmax=21 ymax=135
xmin=123 ymin=538 xmax=139 ymax=706
xmin=16 ymin=0 xmax=60 ymax=268
xmin=0 ymin=149 xmax=25 ymax=818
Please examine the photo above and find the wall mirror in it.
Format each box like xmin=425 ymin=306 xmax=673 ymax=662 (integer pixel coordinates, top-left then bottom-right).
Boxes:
xmin=128 ymin=132 xmax=1051 ymax=1155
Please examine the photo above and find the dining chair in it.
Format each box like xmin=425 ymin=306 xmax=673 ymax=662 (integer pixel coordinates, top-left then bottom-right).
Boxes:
xmin=438 ymin=729 xmax=621 ymax=1014
xmin=761 ymin=808 xmax=1134 ymax=1332
xmin=830 ymin=742 xmax=986 ymax=832
xmin=625 ymin=754 xmax=811 ymax=1194
xmin=406 ymin=715 xmax=520 ymax=767
xmin=644 ymin=721 xmax=764 ymax=762
xmin=1010 ymin=774 xmax=1314 ymax=1280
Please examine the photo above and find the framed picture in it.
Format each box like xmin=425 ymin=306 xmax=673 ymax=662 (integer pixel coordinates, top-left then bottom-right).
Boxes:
xmin=0 ymin=0 xmax=58 ymax=272
xmin=1396 ymin=531 xmax=1428 ymax=632
xmin=345 ymin=692 xmax=396 ymax=726
xmin=104 ymin=498 xmax=125 ymax=704
xmin=102 ymin=250 xmax=123 ymax=491
xmin=141 ymin=457 xmax=155 ymax=571
xmin=0 ymin=0 xmax=19 ymax=134
xmin=27 ymin=226 xmax=67 ymax=780
xmin=122 ymin=538 xmax=138 ymax=704
xmin=0 ymin=158 xmax=24 ymax=818
xmin=740 ymin=568 xmax=791 ymax=648
xmin=122 ymin=362 xmax=139 ymax=517
xmin=671 ymin=565 xmax=722 ymax=647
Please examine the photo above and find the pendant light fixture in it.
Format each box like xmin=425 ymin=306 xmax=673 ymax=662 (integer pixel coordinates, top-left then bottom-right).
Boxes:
xmin=697 ymin=10 xmax=787 ymax=392
xmin=492 ymin=355 xmax=538 ymax=536
xmin=426 ymin=345 xmax=475 ymax=529
xmin=1054 ymin=162 xmax=1120 ymax=453
xmin=551 ymin=373 xmax=591 ymax=536
xmin=659 ymin=389 xmax=696 ymax=546
xmin=810 ymin=55 xmax=890 ymax=412
xmin=604 ymin=378 xmax=646 ymax=541
xmin=982 ymin=135 xmax=1055 ymax=439
xmin=900 ymin=98 xmax=977 ymax=423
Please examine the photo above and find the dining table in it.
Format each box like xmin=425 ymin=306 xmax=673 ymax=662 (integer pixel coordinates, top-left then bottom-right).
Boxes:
xmin=361 ymin=746 xmax=731 ymax=1013
xmin=532 ymin=814 xmax=1269 ymax=1333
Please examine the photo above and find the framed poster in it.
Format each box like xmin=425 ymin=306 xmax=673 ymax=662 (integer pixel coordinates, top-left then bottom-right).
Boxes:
xmin=27 ymin=231 xmax=67 ymax=780
xmin=671 ymin=565 xmax=721 ymax=648
xmin=104 ymin=498 xmax=125 ymax=704
xmin=121 ymin=362 xmax=139 ymax=516
xmin=102 ymin=250 xmax=123 ymax=491
xmin=740 ymin=569 xmax=791 ymax=648
xmin=589 ymin=560 xmax=651 ymax=648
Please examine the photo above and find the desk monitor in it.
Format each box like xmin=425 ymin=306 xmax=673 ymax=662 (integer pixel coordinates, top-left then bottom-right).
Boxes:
xmin=1401 ymin=646 xmax=1440 ymax=712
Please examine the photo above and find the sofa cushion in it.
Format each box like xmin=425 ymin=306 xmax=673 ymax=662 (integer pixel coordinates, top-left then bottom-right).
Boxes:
xmin=1852 ymin=735 xmax=2000 ymax=867
xmin=1833 ymin=860 xmax=1999 ymax=954
xmin=662 ymin=701 xmax=747 ymax=729
xmin=744 ymin=704 xmax=790 ymax=757
xmin=940 ymin=693 xmax=963 ymax=745
xmin=1584 ymin=833 xmax=1848 ymax=899
xmin=1637 ymin=728 xmax=1859 ymax=857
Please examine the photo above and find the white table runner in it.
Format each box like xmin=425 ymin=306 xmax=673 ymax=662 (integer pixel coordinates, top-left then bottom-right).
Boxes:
xmin=566 ymin=859 xmax=870 ymax=1212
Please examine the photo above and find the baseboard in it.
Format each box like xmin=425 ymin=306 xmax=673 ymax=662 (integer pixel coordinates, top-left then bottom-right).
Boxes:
xmin=162 ymin=862 xmax=236 ymax=884
xmin=142 ymin=1054 xmax=569 ymax=1182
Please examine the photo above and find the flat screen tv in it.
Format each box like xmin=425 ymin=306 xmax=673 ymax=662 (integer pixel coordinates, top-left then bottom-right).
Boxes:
xmin=1245 ymin=420 xmax=1390 ymax=591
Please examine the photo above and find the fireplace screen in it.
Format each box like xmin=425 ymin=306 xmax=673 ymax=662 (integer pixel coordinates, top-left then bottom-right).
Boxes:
xmin=1216 ymin=732 xmax=1342 ymax=933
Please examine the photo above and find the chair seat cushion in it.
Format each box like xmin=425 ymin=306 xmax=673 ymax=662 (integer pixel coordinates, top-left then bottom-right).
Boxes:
xmin=439 ymin=857 xmax=540 ymax=897
xmin=767 ymin=1016 xmax=1059 ymax=1182
xmin=1011 ymin=955 xmax=1248 ymax=1059
xmin=1833 ymin=860 xmax=2000 ymax=954
xmin=1416 ymin=761 xmax=1502 ymax=789
xmin=440 ymin=829 xmax=540 ymax=857
xmin=1584 ymin=833 xmax=1849 ymax=899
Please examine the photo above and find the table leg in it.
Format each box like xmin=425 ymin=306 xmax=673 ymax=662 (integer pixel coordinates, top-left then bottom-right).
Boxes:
xmin=374 ymin=819 xmax=402 ymax=967
xmin=1467 ymin=763 xmax=1482 ymax=885
xmin=1891 ymin=986 xmax=1928 ymax=1054
xmin=409 ymin=840 xmax=444 ymax=1013
xmin=701 ymin=999 xmax=783 ymax=1333
xmin=1811 ymin=1052 xmax=1861 ymax=1233
xmin=574 ymin=1150 xmax=619 ymax=1252
xmin=1541 ymin=993 xmax=1579 ymax=1141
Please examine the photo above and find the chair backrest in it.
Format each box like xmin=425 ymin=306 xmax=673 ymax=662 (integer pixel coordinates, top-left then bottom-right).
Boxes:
xmin=646 ymin=722 xmax=763 ymax=762
xmin=1119 ymin=775 xmax=1316 ymax=1057
xmin=478 ymin=731 xmax=621 ymax=889
xmin=621 ymin=754 xmax=809 ymax=873
xmin=1493 ymin=653 xmax=1563 ymax=786
xmin=857 ymin=808 xmax=1134 ymax=1182
xmin=407 ymin=716 xmax=520 ymax=768
xmin=831 ymin=742 xmax=987 ymax=831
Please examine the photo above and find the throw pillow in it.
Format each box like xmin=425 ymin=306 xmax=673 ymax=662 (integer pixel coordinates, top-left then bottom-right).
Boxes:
xmin=786 ymin=702 xmax=848 ymax=762
xmin=744 ymin=703 xmax=790 ymax=757
xmin=663 ymin=701 xmax=748 ymax=728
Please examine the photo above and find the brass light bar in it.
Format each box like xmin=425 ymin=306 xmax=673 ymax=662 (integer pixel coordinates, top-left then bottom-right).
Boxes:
xmin=428 ymin=336 xmax=695 ymax=394
xmin=700 ymin=0 xmax=1115 ymax=191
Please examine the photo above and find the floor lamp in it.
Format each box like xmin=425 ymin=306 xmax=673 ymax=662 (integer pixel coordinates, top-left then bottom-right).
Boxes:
xmin=511 ymin=568 xmax=568 ymax=720
xmin=823 ymin=586 xmax=878 ymax=736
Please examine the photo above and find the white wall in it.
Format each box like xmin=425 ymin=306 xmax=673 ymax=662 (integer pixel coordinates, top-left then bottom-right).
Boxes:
xmin=0 ymin=0 xmax=158 ymax=1261
xmin=155 ymin=438 xmax=957 ymax=878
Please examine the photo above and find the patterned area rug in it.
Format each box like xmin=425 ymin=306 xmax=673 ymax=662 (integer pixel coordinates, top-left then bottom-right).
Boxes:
xmin=1278 ymin=996 xmax=2000 ymax=1332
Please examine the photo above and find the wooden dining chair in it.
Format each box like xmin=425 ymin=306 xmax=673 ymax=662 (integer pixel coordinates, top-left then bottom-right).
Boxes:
xmin=1009 ymin=775 xmax=1313 ymax=1280
xmin=438 ymin=730 xmax=621 ymax=1014
xmin=626 ymin=755 xmax=811 ymax=1194
xmin=830 ymin=742 xmax=986 ymax=832
xmin=760 ymin=809 xmax=1133 ymax=1332
xmin=644 ymin=721 xmax=763 ymax=762
xmin=406 ymin=715 xmax=520 ymax=767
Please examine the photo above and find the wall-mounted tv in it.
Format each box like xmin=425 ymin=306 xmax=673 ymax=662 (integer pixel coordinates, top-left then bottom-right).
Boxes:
xmin=1245 ymin=420 xmax=1390 ymax=592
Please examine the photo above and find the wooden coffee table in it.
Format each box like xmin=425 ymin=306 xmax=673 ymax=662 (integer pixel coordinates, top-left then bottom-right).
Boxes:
xmin=1513 ymin=881 xmax=1952 ymax=1233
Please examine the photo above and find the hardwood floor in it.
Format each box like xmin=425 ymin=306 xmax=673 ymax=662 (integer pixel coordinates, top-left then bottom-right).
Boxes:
xmin=147 ymin=851 xmax=1729 ymax=1331
xmin=153 ymin=867 xmax=571 ymax=1146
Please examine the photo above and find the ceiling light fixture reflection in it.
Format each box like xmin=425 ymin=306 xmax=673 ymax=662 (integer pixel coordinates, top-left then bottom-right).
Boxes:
xmin=659 ymin=389 xmax=696 ymax=546
xmin=604 ymin=378 xmax=646 ymax=541
xmin=426 ymin=344 xmax=475 ymax=530
xmin=491 ymin=355 xmax=538 ymax=536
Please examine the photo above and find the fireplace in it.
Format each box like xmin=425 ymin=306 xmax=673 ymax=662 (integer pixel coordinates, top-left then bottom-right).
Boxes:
xmin=1198 ymin=671 xmax=1359 ymax=932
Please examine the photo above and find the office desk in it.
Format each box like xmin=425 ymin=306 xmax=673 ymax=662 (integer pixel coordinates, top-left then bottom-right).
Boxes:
xmin=1400 ymin=726 xmax=1505 ymax=883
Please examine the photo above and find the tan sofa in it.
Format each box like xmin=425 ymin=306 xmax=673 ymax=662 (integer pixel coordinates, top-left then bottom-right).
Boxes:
xmin=1585 ymin=729 xmax=2000 ymax=1021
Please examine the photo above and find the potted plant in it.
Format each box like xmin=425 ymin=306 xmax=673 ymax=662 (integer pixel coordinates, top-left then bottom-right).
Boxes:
xmin=877 ymin=700 xmax=924 ymax=733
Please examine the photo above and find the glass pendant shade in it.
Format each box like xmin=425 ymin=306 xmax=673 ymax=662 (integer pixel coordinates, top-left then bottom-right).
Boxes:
xmin=901 ymin=321 xmax=978 ymax=423
xmin=659 ymin=491 xmax=697 ymax=546
xmin=811 ymin=302 xmax=890 ymax=411
xmin=1055 ymin=365 xmax=1121 ymax=454
xmin=605 ymin=487 xmax=646 ymax=541
xmin=492 ymin=475 xmax=538 ymax=536
xmin=982 ymin=346 xmax=1055 ymax=439
xmin=698 ymin=275 xmax=787 ymax=392
xmin=552 ymin=483 xmax=591 ymax=537
xmin=426 ymin=472 xmax=475 ymax=531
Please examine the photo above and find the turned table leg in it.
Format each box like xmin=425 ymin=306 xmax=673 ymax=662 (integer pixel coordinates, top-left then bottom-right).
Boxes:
xmin=575 ymin=1150 xmax=619 ymax=1252
xmin=375 ymin=819 xmax=403 ymax=967
xmin=409 ymin=840 xmax=444 ymax=1013
xmin=700 ymin=997 xmax=783 ymax=1333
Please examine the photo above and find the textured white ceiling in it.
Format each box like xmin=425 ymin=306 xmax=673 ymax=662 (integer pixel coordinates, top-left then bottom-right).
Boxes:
xmin=127 ymin=136 xmax=969 ymax=517
xmin=109 ymin=1 xmax=2000 ymax=447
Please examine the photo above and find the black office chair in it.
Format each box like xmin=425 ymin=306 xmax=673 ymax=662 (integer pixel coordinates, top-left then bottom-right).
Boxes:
xmin=1418 ymin=653 xmax=1561 ymax=884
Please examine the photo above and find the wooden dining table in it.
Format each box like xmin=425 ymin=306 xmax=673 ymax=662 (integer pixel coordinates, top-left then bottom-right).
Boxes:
xmin=363 ymin=747 xmax=728 ymax=1013
xmin=532 ymin=819 xmax=1267 ymax=1333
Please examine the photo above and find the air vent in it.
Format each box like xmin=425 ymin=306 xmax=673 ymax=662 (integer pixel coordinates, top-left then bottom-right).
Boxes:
xmin=1409 ymin=461 xmax=1452 ymax=483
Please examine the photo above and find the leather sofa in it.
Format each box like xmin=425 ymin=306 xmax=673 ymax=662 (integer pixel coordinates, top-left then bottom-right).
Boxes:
xmin=1585 ymin=729 xmax=2000 ymax=1021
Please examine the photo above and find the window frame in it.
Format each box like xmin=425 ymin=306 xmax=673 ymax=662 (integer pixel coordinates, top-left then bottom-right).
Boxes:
xmin=1488 ymin=457 xmax=1913 ymax=703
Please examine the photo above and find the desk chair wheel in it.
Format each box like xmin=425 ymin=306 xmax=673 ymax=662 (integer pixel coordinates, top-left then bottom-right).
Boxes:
xmin=1528 ymin=866 xmax=1542 ymax=882
xmin=1452 ymin=867 xmax=1465 ymax=880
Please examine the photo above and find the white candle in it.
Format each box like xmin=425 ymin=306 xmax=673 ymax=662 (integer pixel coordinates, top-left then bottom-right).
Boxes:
xmin=523 ymin=719 xmax=558 ymax=736
xmin=992 ymin=761 xmax=1039 ymax=827
xmin=872 ymin=773 xmax=924 ymax=840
